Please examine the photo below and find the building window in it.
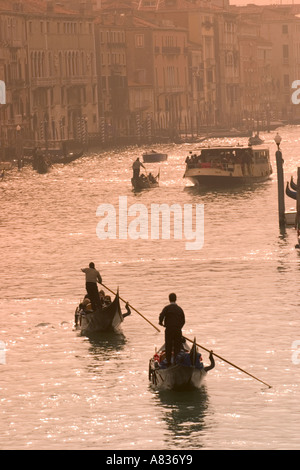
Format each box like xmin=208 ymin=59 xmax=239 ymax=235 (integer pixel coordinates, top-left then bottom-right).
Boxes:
xmin=283 ymin=74 xmax=290 ymax=87
xmin=283 ymin=44 xmax=289 ymax=59
xmin=207 ymin=70 xmax=213 ymax=83
xmin=135 ymin=34 xmax=144 ymax=48
xmin=282 ymin=24 xmax=288 ymax=34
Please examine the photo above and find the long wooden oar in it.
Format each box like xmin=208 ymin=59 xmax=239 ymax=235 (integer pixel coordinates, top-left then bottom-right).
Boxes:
xmin=101 ymin=283 xmax=160 ymax=332
xmin=183 ymin=335 xmax=272 ymax=389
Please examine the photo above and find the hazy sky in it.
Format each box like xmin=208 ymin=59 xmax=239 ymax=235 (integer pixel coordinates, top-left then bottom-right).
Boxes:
xmin=230 ymin=0 xmax=300 ymax=5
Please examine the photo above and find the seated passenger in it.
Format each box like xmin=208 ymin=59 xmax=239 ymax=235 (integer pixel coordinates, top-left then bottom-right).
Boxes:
xmin=103 ymin=295 xmax=112 ymax=307
xmin=148 ymin=172 xmax=156 ymax=183
xmin=82 ymin=298 xmax=92 ymax=312
xmin=99 ymin=290 xmax=105 ymax=306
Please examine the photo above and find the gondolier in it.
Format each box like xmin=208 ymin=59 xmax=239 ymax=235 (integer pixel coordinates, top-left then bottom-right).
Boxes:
xmin=132 ymin=157 xmax=145 ymax=179
xmin=81 ymin=262 xmax=102 ymax=311
xmin=159 ymin=293 xmax=185 ymax=367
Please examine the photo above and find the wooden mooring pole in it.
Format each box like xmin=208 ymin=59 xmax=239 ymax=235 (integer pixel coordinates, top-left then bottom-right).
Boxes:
xmin=275 ymin=134 xmax=285 ymax=232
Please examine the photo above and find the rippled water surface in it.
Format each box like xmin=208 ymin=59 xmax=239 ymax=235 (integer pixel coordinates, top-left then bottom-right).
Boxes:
xmin=1 ymin=126 xmax=300 ymax=450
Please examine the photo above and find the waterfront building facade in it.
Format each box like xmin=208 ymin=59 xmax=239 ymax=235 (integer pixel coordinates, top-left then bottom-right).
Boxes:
xmin=0 ymin=4 xmax=28 ymax=157
xmin=0 ymin=0 xmax=98 ymax=155
xmin=26 ymin=1 xmax=98 ymax=147
xmin=2 ymin=0 xmax=300 ymax=155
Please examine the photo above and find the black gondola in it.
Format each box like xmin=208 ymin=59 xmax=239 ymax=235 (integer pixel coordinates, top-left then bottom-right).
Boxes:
xmin=290 ymin=176 xmax=298 ymax=192
xmin=74 ymin=291 xmax=124 ymax=337
xmin=142 ymin=151 xmax=168 ymax=163
xmin=148 ymin=338 xmax=214 ymax=391
xmin=34 ymin=153 xmax=51 ymax=174
xmin=131 ymin=172 xmax=159 ymax=190
xmin=286 ymin=181 xmax=297 ymax=200
xmin=51 ymin=150 xmax=84 ymax=164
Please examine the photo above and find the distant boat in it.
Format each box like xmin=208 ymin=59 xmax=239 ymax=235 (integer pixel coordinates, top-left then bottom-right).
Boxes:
xmin=33 ymin=152 xmax=51 ymax=174
xmin=51 ymin=150 xmax=84 ymax=164
xmin=248 ymin=134 xmax=264 ymax=146
xmin=184 ymin=145 xmax=272 ymax=186
xmin=0 ymin=161 xmax=12 ymax=170
xmin=142 ymin=151 xmax=168 ymax=163
xmin=0 ymin=161 xmax=12 ymax=179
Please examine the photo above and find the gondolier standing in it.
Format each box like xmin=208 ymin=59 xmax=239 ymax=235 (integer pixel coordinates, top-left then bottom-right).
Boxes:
xmin=159 ymin=293 xmax=185 ymax=367
xmin=132 ymin=157 xmax=145 ymax=179
xmin=81 ymin=262 xmax=102 ymax=311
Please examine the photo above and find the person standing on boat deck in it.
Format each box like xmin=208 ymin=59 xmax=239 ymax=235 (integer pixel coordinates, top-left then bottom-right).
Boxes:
xmin=81 ymin=262 xmax=102 ymax=311
xmin=159 ymin=293 xmax=185 ymax=367
xmin=132 ymin=157 xmax=145 ymax=179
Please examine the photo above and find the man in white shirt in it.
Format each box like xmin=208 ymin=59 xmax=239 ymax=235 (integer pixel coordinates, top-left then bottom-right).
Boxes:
xmin=81 ymin=262 xmax=102 ymax=311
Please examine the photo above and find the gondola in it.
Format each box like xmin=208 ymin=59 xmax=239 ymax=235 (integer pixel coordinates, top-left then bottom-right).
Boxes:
xmin=142 ymin=151 xmax=168 ymax=163
xmin=148 ymin=338 xmax=213 ymax=391
xmin=286 ymin=181 xmax=297 ymax=200
xmin=74 ymin=291 xmax=124 ymax=337
xmin=0 ymin=162 xmax=12 ymax=180
xmin=248 ymin=135 xmax=264 ymax=146
xmin=290 ymin=176 xmax=298 ymax=192
xmin=51 ymin=150 xmax=84 ymax=164
xmin=131 ymin=171 xmax=159 ymax=190
xmin=35 ymin=154 xmax=51 ymax=174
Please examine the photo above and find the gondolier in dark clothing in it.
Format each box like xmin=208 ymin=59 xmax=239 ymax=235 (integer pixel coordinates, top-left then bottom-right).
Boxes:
xmin=159 ymin=293 xmax=185 ymax=367
xmin=81 ymin=262 xmax=102 ymax=311
xmin=132 ymin=157 xmax=145 ymax=179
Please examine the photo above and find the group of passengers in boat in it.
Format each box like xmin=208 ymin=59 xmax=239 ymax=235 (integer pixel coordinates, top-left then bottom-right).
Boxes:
xmin=137 ymin=172 xmax=157 ymax=184
xmin=74 ymin=289 xmax=131 ymax=327
xmin=185 ymin=149 xmax=253 ymax=174
xmin=131 ymin=157 xmax=157 ymax=184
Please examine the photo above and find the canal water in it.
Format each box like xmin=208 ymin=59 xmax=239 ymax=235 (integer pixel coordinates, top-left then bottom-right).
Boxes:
xmin=1 ymin=126 xmax=300 ymax=450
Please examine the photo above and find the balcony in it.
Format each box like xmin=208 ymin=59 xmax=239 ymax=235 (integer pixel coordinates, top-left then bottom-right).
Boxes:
xmin=162 ymin=46 xmax=181 ymax=55
xmin=107 ymin=42 xmax=126 ymax=49
xmin=61 ymin=76 xmax=91 ymax=85
xmin=157 ymin=85 xmax=186 ymax=94
xmin=31 ymin=77 xmax=56 ymax=87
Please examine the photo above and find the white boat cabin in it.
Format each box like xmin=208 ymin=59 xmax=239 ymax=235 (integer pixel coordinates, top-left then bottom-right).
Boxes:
xmin=184 ymin=146 xmax=272 ymax=185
